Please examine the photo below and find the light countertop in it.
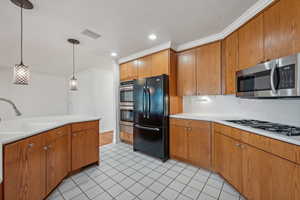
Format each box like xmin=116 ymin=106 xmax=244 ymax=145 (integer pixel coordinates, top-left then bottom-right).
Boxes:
xmin=0 ymin=115 xmax=101 ymax=183
xmin=170 ymin=113 xmax=300 ymax=147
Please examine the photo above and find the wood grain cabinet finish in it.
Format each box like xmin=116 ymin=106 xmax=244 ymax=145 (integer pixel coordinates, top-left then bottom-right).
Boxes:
xmin=151 ymin=50 xmax=169 ymax=76
xmin=238 ymin=14 xmax=264 ymax=70
xmin=222 ymin=31 xmax=239 ymax=95
xmin=213 ymin=123 xmax=300 ymax=200
xmin=177 ymin=49 xmax=197 ymax=96
xmin=119 ymin=63 xmax=128 ymax=81
xmin=263 ymin=0 xmax=300 ymax=61
xmin=138 ymin=56 xmax=152 ymax=78
xmin=46 ymin=126 xmax=71 ymax=193
xmin=71 ymin=121 xmax=99 ymax=171
xmin=242 ymin=144 xmax=300 ymax=200
xmin=214 ymin=133 xmax=242 ymax=192
xmin=170 ymin=119 xmax=211 ymax=169
xmin=196 ymin=41 xmax=221 ymax=95
xmin=3 ymin=121 xmax=99 ymax=200
xmin=4 ymin=134 xmax=47 ymax=200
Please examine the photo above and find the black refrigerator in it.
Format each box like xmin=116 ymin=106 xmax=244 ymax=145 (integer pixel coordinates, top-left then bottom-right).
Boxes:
xmin=133 ymin=74 xmax=169 ymax=161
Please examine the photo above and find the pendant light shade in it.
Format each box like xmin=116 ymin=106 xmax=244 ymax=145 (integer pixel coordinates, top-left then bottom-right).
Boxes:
xmin=11 ymin=0 xmax=33 ymax=85
xmin=68 ymin=39 xmax=80 ymax=91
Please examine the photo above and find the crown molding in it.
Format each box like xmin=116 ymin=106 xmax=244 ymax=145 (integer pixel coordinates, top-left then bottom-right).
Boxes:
xmin=118 ymin=41 xmax=173 ymax=64
xmin=118 ymin=0 xmax=274 ymax=63
xmin=222 ymin=0 xmax=274 ymax=38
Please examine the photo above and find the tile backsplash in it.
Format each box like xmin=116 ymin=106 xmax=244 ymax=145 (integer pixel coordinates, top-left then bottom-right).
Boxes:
xmin=183 ymin=95 xmax=300 ymax=126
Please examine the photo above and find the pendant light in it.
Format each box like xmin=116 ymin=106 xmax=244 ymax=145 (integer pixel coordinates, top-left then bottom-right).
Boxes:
xmin=11 ymin=0 xmax=33 ymax=85
xmin=68 ymin=39 xmax=80 ymax=91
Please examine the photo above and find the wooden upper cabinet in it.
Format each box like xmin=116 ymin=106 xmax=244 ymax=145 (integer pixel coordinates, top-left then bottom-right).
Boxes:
xmin=214 ymin=133 xmax=242 ymax=192
xmin=177 ymin=49 xmax=197 ymax=96
xmin=264 ymin=0 xmax=300 ymax=61
xmin=196 ymin=41 xmax=221 ymax=95
xmin=120 ymin=63 xmax=128 ymax=81
xmin=151 ymin=50 xmax=170 ymax=76
xmin=187 ymin=121 xmax=211 ymax=169
xmin=4 ymin=134 xmax=47 ymax=200
xmin=222 ymin=32 xmax=238 ymax=95
xmin=238 ymin=14 xmax=264 ymax=70
xmin=138 ymin=56 xmax=152 ymax=78
xmin=242 ymin=144 xmax=300 ymax=200
xmin=127 ymin=60 xmax=138 ymax=80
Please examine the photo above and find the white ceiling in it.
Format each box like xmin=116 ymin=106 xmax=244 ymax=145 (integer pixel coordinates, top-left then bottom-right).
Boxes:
xmin=0 ymin=0 xmax=258 ymax=76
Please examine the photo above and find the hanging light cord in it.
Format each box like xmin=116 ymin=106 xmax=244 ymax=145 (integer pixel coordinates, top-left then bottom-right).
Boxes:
xmin=20 ymin=6 xmax=23 ymax=65
xmin=72 ymin=43 xmax=75 ymax=78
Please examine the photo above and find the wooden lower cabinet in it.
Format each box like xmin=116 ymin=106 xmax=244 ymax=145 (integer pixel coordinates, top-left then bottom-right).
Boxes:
xmin=3 ymin=120 xmax=99 ymax=200
xmin=120 ymin=131 xmax=133 ymax=144
xmin=213 ymin=123 xmax=300 ymax=200
xmin=4 ymin=134 xmax=46 ymax=200
xmin=242 ymin=144 xmax=300 ymax=200
xmin=170 ymin=119 xmax=211 ymax=169
xmin=71 ymin=126 xmax=99 ymax=171
xmin=46 ymin=127 xmax=71 ymax=193
xmin=214 ymin=133 xmax=242 ymax=192
xmin=170 ymin=124 xmax=188 ymax=160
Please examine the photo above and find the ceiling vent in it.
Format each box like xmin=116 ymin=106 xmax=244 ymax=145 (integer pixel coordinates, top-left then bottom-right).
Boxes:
xmin=81 ymin=29 xmax=101 ymax=39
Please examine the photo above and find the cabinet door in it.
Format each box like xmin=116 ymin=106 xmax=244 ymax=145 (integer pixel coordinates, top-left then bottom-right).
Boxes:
xmin=238 ymin=14 xmax=264 ymax=70
xmin=120 ymin=63 xmax=128 ymax=81
xmin=187 ymin=121 xmax=211 ymax=169
xmin=177 ymin=49 xmax=197 ymax=96
xmin=196 ymin=41 xmax=221 ymax=95
xmin=127 ymin=60 xmax=138 ymax=80
xmin=151 ymin=50 xmax=169 ymax=76
xmin=214 ymin=133 xmax=242 ymax=192
xmin=4 ymin=134 xmax=46 ymax=200
xmin=222 ymin=31 xmax=238 ymax=94
xmin=138 ymin=56 xmax=152 ymax=78
xmin=264 ymin=0 xmax=300 ymax=61
xmin=242 ymin=144 xmax=300 ymax=200
xmin=170 ymin=125 xmax=188 ymax=160
xmin=46 ymin=127 xmax=71 ymax=193
xmin=72 ymin=129 xmax=99 ymax=171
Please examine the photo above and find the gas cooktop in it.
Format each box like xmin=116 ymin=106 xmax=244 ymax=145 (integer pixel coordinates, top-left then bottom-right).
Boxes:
xmin=225 ymin=120 xmax=300 ymax=136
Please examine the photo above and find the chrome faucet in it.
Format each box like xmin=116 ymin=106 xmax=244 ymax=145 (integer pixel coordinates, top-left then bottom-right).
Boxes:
xmin=0 ymin=98 xmax=22 ymax=116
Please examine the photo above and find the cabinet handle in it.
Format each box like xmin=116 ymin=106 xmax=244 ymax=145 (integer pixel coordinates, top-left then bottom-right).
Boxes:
xmin=235 ymin=143 xmax=241 ymax=147
xmin=73 ymin=133 xmax=77 ymax=136
xmin=43 ymin=146 xmax=48 ymax=151
xmin=28 ymin=143 xmax=34 ymax=148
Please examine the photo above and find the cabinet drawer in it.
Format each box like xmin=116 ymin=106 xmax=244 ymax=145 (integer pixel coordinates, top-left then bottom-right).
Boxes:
xmin=72 ymin=120 xmax=99 ymax=132
xmin=189 ymin=120 xmax=210 ymax=129
xmin=170 ymin=118 xmax=190 ymax=127
xmin=214 ymin=123 xmax=242 ymax=141
xmin=46 ymin=125 xmax=70 ymax=142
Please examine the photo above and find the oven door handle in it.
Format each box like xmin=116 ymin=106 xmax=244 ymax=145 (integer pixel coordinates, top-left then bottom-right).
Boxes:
xmin=270 ymin=61 xmax=278 ymax=94
xmin=134 ymin=124 xmax=160 ymax=131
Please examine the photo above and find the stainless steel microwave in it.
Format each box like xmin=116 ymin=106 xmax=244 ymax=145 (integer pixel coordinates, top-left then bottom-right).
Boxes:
xmin=236 ymin=53 xmax=300 ymax=98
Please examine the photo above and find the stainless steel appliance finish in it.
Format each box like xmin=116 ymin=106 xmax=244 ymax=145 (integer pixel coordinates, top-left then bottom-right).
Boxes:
xmin=119 ymin=80 xmax=135 ymax=138
xmin=226 ymin=120 xmax=300 ymax=136
xmin=236 ymin=53 xmax=300 ymax=98
xmin=120 ymin=80 xmax=134 ymax=106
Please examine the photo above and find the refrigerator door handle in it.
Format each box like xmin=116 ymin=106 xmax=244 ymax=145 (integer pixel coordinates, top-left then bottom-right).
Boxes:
xmin=143 ymin=87 xmax=146 ymax=118
xmin=147 ymin=87 xmax=151 ymax=119
xmin=134 ymin=124 xmax=160 ymax=131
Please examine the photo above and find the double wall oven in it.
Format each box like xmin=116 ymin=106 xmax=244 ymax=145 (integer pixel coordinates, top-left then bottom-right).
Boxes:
xmin=120 ymin=80 xmax=134 ymax=135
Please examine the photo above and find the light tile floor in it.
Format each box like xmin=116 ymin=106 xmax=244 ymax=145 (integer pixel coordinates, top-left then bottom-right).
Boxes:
xmin=47 ymin=143 xmax=246 ymax=200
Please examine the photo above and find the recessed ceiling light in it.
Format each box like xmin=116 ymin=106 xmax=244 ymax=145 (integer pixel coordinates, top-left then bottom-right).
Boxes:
xmin=148 ymin=34 xmax=157 ymax=41
xmin=111 ymin=52 xmax=118 ymax=57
